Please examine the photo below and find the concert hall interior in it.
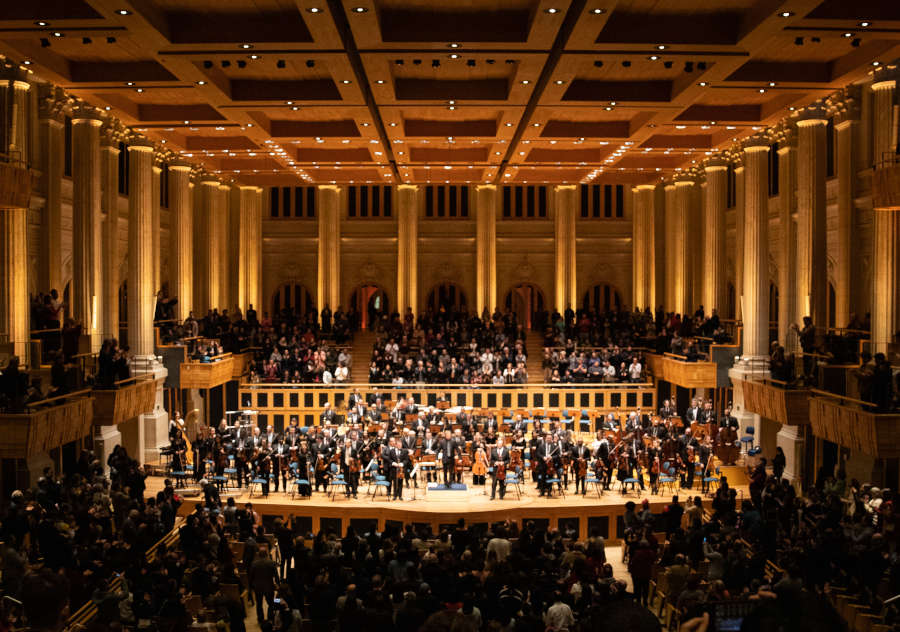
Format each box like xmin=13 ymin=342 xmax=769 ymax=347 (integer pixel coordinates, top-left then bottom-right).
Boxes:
xmin=0 ymin=1 xmax=900 ymax=631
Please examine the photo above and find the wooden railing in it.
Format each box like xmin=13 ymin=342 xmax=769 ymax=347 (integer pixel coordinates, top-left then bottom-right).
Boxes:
xmin=732 ymin=378 xmax=810 ymax=426
xmin=808 ymin=390 xmax=900 ymax=458
xmin=93 ymin=374 xmax=158 ymax=426
xmin=0 ymin=390 xmax=93 ymax=459
xmin=180 ymin=353 xmax=234 ymax=389
xmin=644 ymin=352 xmax=719 ymax=389
xmin=239 ymin=381 xmax=656 ymax=426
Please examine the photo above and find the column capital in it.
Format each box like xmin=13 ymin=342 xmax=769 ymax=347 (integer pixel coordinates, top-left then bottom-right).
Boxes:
xmin=70 ymin=105 xmax=103 ymax=125
xmin=674 ymin=178 xmax=695 ymax=187
xmin=397 ymin=184 xmax=419 ymax=191
xmin=635 ymin=184 xmax=656 ymax=191
xmin=476 ymin=184 xmax=497 ymax=191
xmin=127 ymin=138 xmax=155 ymax=152
xmin=743 ymin=135 xmax=770 ymax=153
xmin=199 ymin=175 xmax=220 ymax=186
xmin=169 ymin=160 xmax=193 ymax=172
xmin=704 ymin=158 xmax=728 ymax=172
xmin=871 ymin=79 xmax=897 ymax=92
xmin=795 ymin=110 xmax=829 ymax=127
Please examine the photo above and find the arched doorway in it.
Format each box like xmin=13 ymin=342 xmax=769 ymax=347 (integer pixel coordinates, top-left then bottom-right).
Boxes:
xmin=349 ymin=285 xmax=389 ymax=330
xmin=504 ymin=283 xmax=545 ymax=330
xmin=425 ymin=282 xmax=467 ymax=313
xmin=272 ymin=283 xmax=315 ymax=318
xmin=582 ymin=284 xmax=622 ymax=312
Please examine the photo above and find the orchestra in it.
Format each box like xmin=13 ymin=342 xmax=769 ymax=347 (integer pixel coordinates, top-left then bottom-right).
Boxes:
xmin=162 ymin=394 xmax=743 ymax=503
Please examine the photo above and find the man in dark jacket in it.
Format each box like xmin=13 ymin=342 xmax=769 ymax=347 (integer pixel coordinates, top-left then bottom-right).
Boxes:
xmin=248 ymin=547 xmax=278 ymax=622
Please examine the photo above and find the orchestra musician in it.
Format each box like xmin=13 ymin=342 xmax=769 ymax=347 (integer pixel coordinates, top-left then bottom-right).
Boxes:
xmin=421 ymin=430 xmax=438 ymax=482
xmin=387 ymin=436 xmax=408 ymax=500
xmin=401 ymin=429 xmax=418 ymax=487
xmin=490 ymin=436 xmax=511 ymax=500
xmin=700 ymin=401 xmax=717 ymax=425
xmin=685 ymin=398 xmax=702 ymax=424
xmin=320 ymin=401 xmax=336 ymax=426
xmin=658 ymin=399 xmax=676 ymax=420
xmin=679 ymin=428 xmax=699 ymax=489
xmin=312 ymin=433 xmax=331 ymax=492
xmin=452 ymin=429 xmax=466 ymax=484
xmin=699 ymin=435 xmax=714 ymax=493
xmin=720 ymin=404 xmax=739 ymax=430
xmin=537 ymin=432 xmax=561 ymax=497
xmin=438 ymin=429 xmax=458 ymax=488
xmin=340 ymin=437 xmax=360 ymax=498
xmin=571 ymin=438 xmax=590 ymax=495
xmin=271 ymin=437 xmax=289 ymax=492
xmin=511 ymin=414 xmax=528 ymax=434
xmin=294 ymin=442 xmax=312 ymax=497
xmin=592 ymin=432 xmax=613 ymax=490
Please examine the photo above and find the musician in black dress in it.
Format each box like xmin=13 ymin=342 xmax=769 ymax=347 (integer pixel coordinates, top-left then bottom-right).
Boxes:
xmin=490 ymin=437 xmax=511 ymax=500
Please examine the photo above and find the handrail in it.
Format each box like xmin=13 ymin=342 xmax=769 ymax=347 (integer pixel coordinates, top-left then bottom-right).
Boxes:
xmin=809 ymin=388 xmax=881 ymax=410
xmin=241 ymin=380 xmax=654 ymax=390
xmin=111 ymin=373 xmax=154 ymax=388
xmin=184 ymin=352 xmax=233 ymax=363
xmin=23 ymin=388 xmax=93 ymax=410
xmin=30 ymin=328 xmax=62 ymax=335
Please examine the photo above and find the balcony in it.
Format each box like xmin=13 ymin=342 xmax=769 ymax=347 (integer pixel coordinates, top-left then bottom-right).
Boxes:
xmin=93 ymin=375 xmax=158 ymax=426
xmin=733 ymin=379 xmax=810 ymax=426
xmin=0 ymin=390 xmax=93 ymax=458
xmin=231 ymin=352 xmax=253 ymax=379
xmin=645 ymin=353 xmax=718 ymax=389
xmin=180 ymin=354 xmax=235 ymax=389
xmin=808 ymin=392 xmax=900 ymax=458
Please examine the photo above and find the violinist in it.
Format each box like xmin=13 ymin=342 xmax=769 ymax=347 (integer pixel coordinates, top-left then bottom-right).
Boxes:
xmin=649 ymin=455 xmax=661 ymax=494
xmin=571 ymin=438 xmax=590 ymax=495
xmin=438 ymin=429 xmax=458 ymax=488
xmin=341 ymin=437 xmax=360 ymax=498
xmin=679 ymin=428 xmax=699 ymax=489
xmin=264 ymin=424 xmax=278 ymax=448
xmin=537 ymin=432 xmax=561 ymax=497
xmin=421 ymin=430 xmax=438 ymax=483
xmin=253 ymin=444 xmax=272 ymax=497
xmin=699 ymin=435 xmax=714 ymax=493
xmin=387 ymin=436 xmax=408 ymax=500
xmin=510 ymin=429 xmax=527 ymax=451
xmin=401 ymin=429 xmax=417 ymax=487
xmin=170 ymin=429 xmax=188 ymax=487
xmin=511 ymin=414 xmax=528 ymax=434
xmin=271 ymin=437 xmax=289 ymax=492
xmin=616 ymin=448 xmax=630 ymax=495
xmin=647 ymin=416 xmax=669 ymax=441
xmin=490 ymin=436 xmax=511 ymax=500
xmin=700 ymin=401 xmax=717 ymax=425
xmin=558 ymin=431 xmax=572 ymax=489
xmin=592 ymin=432 xmax=613 ymax=490
xmin=452 ymin=429 xmax=466 ymax=484
xmin=320 ymin=401 xmax=336 ymax=426
xmin=312 ymin=434 xmax=331 ymax=493
xmin=658 ymin=399 xmax=676 ymax=420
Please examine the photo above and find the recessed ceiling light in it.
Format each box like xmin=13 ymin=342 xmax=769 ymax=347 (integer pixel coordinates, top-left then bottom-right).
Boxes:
xmin=657 ymin=44 xmax=666 ymax=50
xmin=375 ymin=79 xmax=384 ymax=84
xmin=768 ymin=81 xmax=776 ymax=86
xmin=859 ymin=21 xmax=870 ymax=27
xmin=843 ymin=32 xmax=853 ymax=38
xmin=389 ymin=122 xmax=397 ymax=126
xmin=116 ymin=9 xmax=131 ymax=15
xmin=590 ymin=8 xmax=605 ymax=14
xmin=307 ymin=7 xmax=322 ymax=13
xmin=52 ymin=31 xmax=63 ymax=37
xmin=505 ymin=122 xmax=513 ymax=127
xmin=249 ymin=54 xmax=259 ymax=59
xmin=521 ymin=80 xmax=530 ymax=84
xmin=352 ymin=6 xmax=367 ymax=12
xmin=291 ymin=106 xmax=299 ymax=110
xmin=125 ymin=81 xmax=134 ymax=86
xmin=342 ymin=79 xmax=351 ymax=84
xmin=779 ymin=11 xmax=794 ymax=17
xmin=555 ymin=79 xmax=565 ymax=85
xmin=872 ymin=61 xmax=880 ymax=66
xmin=648 ymin=55 xmax=659 ymax=61
xmin=35 ymin=21 xmax=49 ymax=26
xmin=675 ymin=124 xmax=686 ymax=129
xmin=789 ymin=107 xmax=795 ymax=111
xmin=135 ymin=88 xmax=143 ymax=93
xmin=241 ymin=43 xmax=252 ymax=49
xmin=449 ymin=42 xmax=460 ymax=48
xmin=196 ymin=80 xmax=206 ymax=85
xmin=361 ymin=122 xmax=369 ymax=126
xmin=448 ymin=106 xmax=455 ymax=110
xmin=286 ymin=100 xmax=293 ymax=105
xmin=449 ymin=53 xmax=459 ymax=59
xmin=105 ymin=106 xmax=111 ymax=110
xmin=545 ymin=8 xmax=560 ymax=14
xmin=23 ymin=60 xmax=32 ymax=65
xmin=759 ymin=88 xmax=766 ymax=93
xmin=698 ymin=81 xmax=708 ymax=87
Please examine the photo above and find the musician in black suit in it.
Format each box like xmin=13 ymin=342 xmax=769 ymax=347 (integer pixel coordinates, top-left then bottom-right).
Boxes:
xmin=658 ymin=399 xmax=676 ymax=420
xmin=700 ymin=401 xmax=717 ymax=425
xmin=512 ymin=414 xmax=528 ymax=434
xmin=401 ymin=429 xmax=418 ymax=486
xmin=483 ymin=415 xmax=499 ymax=435
xmin=571 ymin=439 xmax=590 ymax=495
xmin=719 ymin=405 xmax=739 ymax=430
xmin=593 ymin=434 xmax=612 ymax=490
xmin=684 ymin=399 xmax=702 ymax=424
xmin=271 ymin=439 xmax=289 ymax=492
xmin=265 ymin=425 xmax=278 ymax=448
xmin=312 ymin=436 xmax=331 ymax=492
xmin=490 ymin=437 xmax=511 ymax=500
xmin=647 ymin=417 xmax=669 ymax=441
xmin=387 ymin=437 xmax=408 ymax=500
xmin=340 ymin=437 xmax=360 ymax=498
xmin=438 ymin=429 xmax=458 ymax=488
xmin=320 ymin=402 xmax=336 ymax=426
xmin=536 ymin=433 xmax=561 ymax=497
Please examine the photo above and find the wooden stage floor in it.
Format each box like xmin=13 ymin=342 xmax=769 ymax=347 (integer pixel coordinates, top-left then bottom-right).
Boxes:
xmin=148 ymin=472 xmax=749 ymax=543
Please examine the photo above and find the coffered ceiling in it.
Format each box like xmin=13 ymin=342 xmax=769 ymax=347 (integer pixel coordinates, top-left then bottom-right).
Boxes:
xmin=1 ymin=0 xmax=898 ymax=187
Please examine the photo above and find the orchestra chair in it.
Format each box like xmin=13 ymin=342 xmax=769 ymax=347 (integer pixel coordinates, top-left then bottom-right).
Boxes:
xmin=740 ymin=426 xmax=755 ymax=453
xmin=224 ymin=456 xmax=238 ymax=488
xmin=560 ymin=409 xmax=573 ymax=430
xmin=504 ymin=472 xmax=523 ymax=499
xmin=545 ymin=473 xmax=565 ymax=498
xmin=621 ymin=475 xmax=641 ymax=496
xmin=171 ymin=470 xmax=189 ymax=488
xmin=585 ymin=474 xmax=603 ymax=498
xmin=657 ymin=464 xmax=678 ymax=495
xmin=329 ymin=471 xmax=348 ymax=500
xmin=210 ymin=474 xmax=228 ymax=491
xmin=369 ymin=476 xmax=391 ymax=500
xmin=248 ymin=476 xmax=268 ymax=497
xmin=579 ymin=409 xmax=591 ymax=434
xmin=289 ymin=464 xmax=311 ymax=499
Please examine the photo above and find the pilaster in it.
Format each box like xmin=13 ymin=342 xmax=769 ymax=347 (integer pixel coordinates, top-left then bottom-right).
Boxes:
xmin=741 ymin=139 xmax=771 ymax=364
xmin=777 ymin=143 xmax=797 ymax=350
xmin=100 ymin=124 xmax=121 ymax=340
xmin=38 ymin=85 xmax=65 ymax=293
xmin=664 ymin=184 xmax=676 ymax=311
xmin=126 ymin=140 xmax=155 ymax=359
xmin=151 ymin=163 xmax=162 ymax=298
xmin=871 ymin=79 xmax=897 ymax=165
xmin=835 ymin=119 xmax=857 ymax=329
xmin=194 ymin=177 xmax=219 ymax=314
xmin=217 ymin=184 xmax=231 ymax=311
xmin=631 ymin=186 xmax=646 ymax=309
xmin=396 ymin=185 xmax=419 ymax=314
xmin=733 ymin=166 xmax=745 ymax=320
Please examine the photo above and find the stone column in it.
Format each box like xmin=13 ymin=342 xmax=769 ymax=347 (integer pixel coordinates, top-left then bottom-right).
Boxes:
xmin=796 ymin=109 xmax=829 ymax=329
xmin=317 ymin=185 xmax=341 ymax=314
xmin=664 ymin=184 xmax=676 ymax=311
xmin=0 ymin=207 xmax=27 ymax=359
xmin=235 ymin=185 xmax=261 ymax=313
xmin=554 ymin=185 xmax=577 ymax=312
xmin=194 ymin=177 xmax=218 ymax=314
xmin=151 ymin=163 xmax=162 ymax=300
xmin=835 ymin=117 xmax=857 ymax=329
xmin=475 ymin=185 xmax=497 ymax=315
xmin=38 ymin=85 xmax=64 ymax=293
xmin=703 ymin=162 xmax=727 ymax=314
xmin=249 ymin=187 xmax=263 ymax=312
xmin=169 ymin=162 xmax=192 ymax=321
xmin=217 ymin=183 xmax=231 ymax=311
xmin=740 ymin=140 xmax=771 ymax=365
xmin=71 ymin=108 xmax=103 ymax=350
xmin=734 ymin=166 xmax=745 ymax=320
xmin=100 ymin=127 xmax=120 ymax=340
xmin=396 ymin=185 xmax=419 ymax=314
xmin=126 ymin=139 xmax=168 ymax=464
xmin=631 ymin=187 xmax=646 ymax=310
xmin=651 ymin=185 xmax=665 ymax=310
xmin=872 ymin=79 xmax=897 ymax=166
xmin=673 ymin=179 xmax=694 ymax=315
xmin=777 ymin=142 xmax=797 ymax=349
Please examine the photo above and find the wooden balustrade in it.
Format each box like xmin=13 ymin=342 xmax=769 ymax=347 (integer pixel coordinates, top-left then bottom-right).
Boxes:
xmin=231 ymin=352 xmax=252 ymax=379
xmin=0 ymin=391 xmax=93 ymax=458
xmin=238 ymin=381 xmax=656 ymax=426
xmin=808 ymin=392 xmax=900 ymax=458
xmin=733 ymin=379 xmax=810 ymax=426
xmin=180 ymin=354 xmax=235 ymax=389
xmin=93 ymin=375 xmax=158 ymax=426
xmin=644 ymin=353 xmax=718 ymax=389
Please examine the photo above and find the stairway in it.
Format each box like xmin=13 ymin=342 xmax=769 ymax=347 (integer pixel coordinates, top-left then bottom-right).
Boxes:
xmin=525 ymin=330 xmax=545 ymax=383
xmin=349 ymin=329 xmax=378 ymax=382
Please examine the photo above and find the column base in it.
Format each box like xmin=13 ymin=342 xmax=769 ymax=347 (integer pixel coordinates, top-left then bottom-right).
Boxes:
xmin=776 ymin=425 xmax=805 ymax=484
xmin=94 ymin=425 xmax=122 ymax=475
xmin=141 ymin=410 xmax=169 ymax=465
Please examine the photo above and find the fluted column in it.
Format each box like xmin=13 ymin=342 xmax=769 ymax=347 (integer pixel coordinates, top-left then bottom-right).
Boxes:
xmin=169 ymin=161 xmax=192 ymax=321
xmin=235 ymin=185 xmax=261 ymax=314
xmin=872 ymin=78 xmax=900 ymax=354
xmin=396 ymin=185 xmax=419 ymax=314
xmin=554 ymin=185 xmax=577 ymax=312
xmin=151 ymin=164 xmax=161 ymax=298
xmin=194 ymin=177 xmax=218 ymax=314
xmin=872 ymin=79 xmax=897 ymax=165
xmin=663 ymin=184 xmax=676 ymax=311
xmin=835 ymin=118 xmax=857 ymax=329
xmin=703 ymin=163 xmax=727 ymax=314
xmin=127 ymin=141 xmax=156 ymax=358
xmin=777 ymin=143 xmax=798 ymax=350
xmin=38 ymin=85 xmax=64 ymax=293
xmin=216 ymin=184 xmax=230 ymax=311
xmin=475 ymin=185 xmax=497 ymax=315
xmin=317 ymin=185 xmax=341 ymax=313
xmin=673 ymin=180 xmax=694 ymax=315
xmin=734 ymin=166 xmax=745 ymax=320
xmin=249 ymin=187 xmax=263 ymax=312
xmin=651 ymin=185 xmax=664 ymax=310
xmin=100 ymin=129 xmax=120 ymax=340
xmin=742 ymin=140 xmax=771 ymax=364
xmin=631 ymin=187 xmax=646 ymax=309
xmin=796 ymin=110 xmax=828 ymax=329
xmin=71 ymin=109 xmax=103 ymax=349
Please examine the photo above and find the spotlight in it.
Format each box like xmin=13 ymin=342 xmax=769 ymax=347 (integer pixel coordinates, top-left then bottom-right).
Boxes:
xmin=352 ymin=6 xmax=367 ymax=12
xmin=859 ymin=21 xmax=871 ymax=27
xmin=307 ymin=7 xmax=322 ymax=13
xmin=449 ymin=43 xmax=460 ymax=48
xmin=545 ymin=8 xmax=560 ymax=14
xmin=684 ymin=61 xmax=694 ymax=72
xmin=240 ymin=43 xmax=253 ymax=49
xmin=622 ymin=60 xmax=631 ymax=67
xmin=82 ymin=37 xmax=92 ymax=44
xmin=35 ymin=21 xmax=49 ymax=26
xmin=196 ymin=80 xmax=206 ymax=85
xmin=52 ymin=31 xmax=63 ymax=37
xmin=203 ymin=60 xmax=213 ymax=68
xmin=843 ymin=32 xmax=853 ymax=38
xmin=794 ymin=37 xmax=804 ymax=45
xmin=449 ymin=53 xmax=458 ymax=59
xmin=237 ymin=60 xmax=246 ymax=68
xmin=306 ymin=59 xmax=315 ymax=68
xmin=779 ymin=11 xmax=794 ymax=17
xmin=591 ymin=8 xmax=605 ymax=14
xmin=277 ymin=59 xmax=286 ymax=68
xmin=594 ymin=60 xmax=603 ymax=67
xmin=648 ymin=55 xmax=659 ymax=61
xmin=40 ymin=38 xmax=50 ymax=47
xmin=107 ymin=36 xmax=116 ymax=43
xmin=116 ymin=9 xmax=131 ymax=15
xmin=249 ymin=54 xmax=259 ymax=59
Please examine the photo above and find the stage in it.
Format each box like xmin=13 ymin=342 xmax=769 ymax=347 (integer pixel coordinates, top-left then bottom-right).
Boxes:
xmin=148 ymin=469 xmax=750 ymax=542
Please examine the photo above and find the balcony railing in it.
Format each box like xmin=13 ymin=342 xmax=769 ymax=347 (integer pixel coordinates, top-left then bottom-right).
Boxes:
xmin=808 ymin=390 xmax=900 ymax=458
